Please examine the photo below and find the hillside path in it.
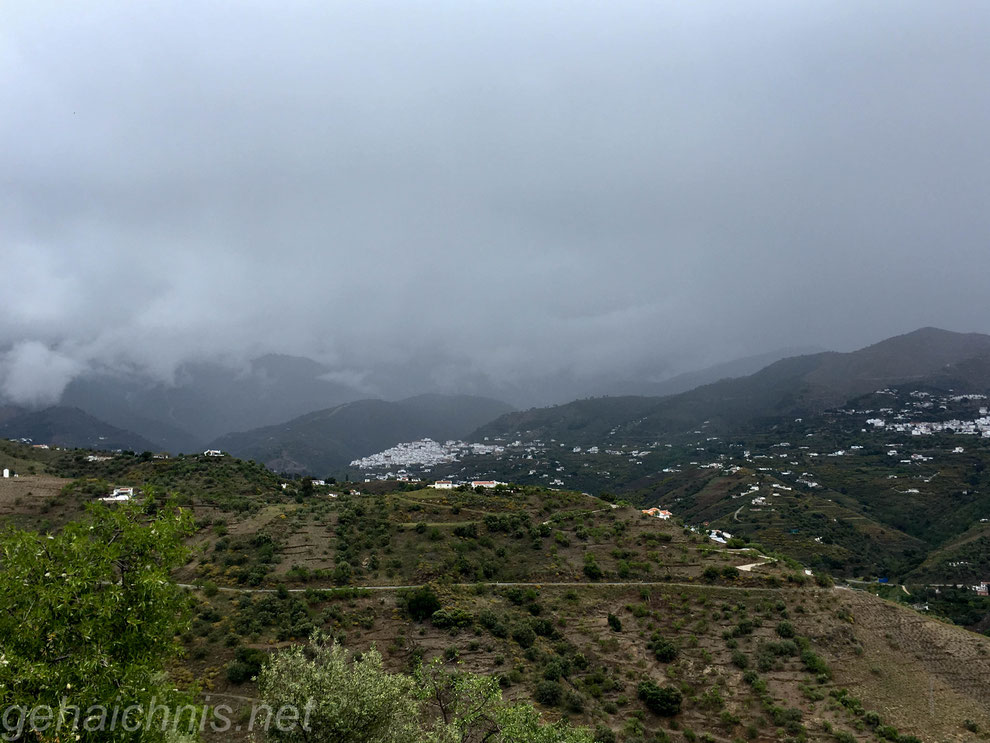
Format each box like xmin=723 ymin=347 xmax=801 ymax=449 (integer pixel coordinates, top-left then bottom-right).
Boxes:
xmin=177 ymin=579 xmax=782 ymax=594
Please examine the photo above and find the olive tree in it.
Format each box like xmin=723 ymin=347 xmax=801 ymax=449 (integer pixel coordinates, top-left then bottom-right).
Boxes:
xmin=260 ymin=634 xmax=593 ymax=743
xmin=0 ymin=498 xmax=194 ymax=741
xmin=258 ymin=633 xmax=421 ymax=743
xmin=416 ymin=657 xmax=593 ymax=743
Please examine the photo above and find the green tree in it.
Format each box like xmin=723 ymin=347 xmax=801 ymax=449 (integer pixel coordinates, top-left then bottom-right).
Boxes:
xmin=259 ymin=633 xmax=421 ymax=743
xmin=300 ymin=477 xmax=315 ymax=498
xmin=0 ymin=499 xmax=194 ymax=741
xmin=414 ymin=657 xmax=592 ymax=742
xmin=582 ymin=554 xmax=603 ymax=581
xmin=404 ymin=585 xmax=442 ymax=621
xmin=259 ymin=634 xmax=594 ymax=743
xmin=637 ymin=681 xmax=682 ymax=716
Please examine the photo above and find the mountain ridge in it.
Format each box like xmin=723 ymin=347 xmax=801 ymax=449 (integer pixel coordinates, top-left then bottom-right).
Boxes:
xmin=0 ymin=405 xmax=158 ymax=453
xmin=472 ymin=327 xmax=990 ymax=443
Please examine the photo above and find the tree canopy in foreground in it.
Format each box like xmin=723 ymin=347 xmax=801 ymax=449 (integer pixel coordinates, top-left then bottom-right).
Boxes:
xmin=259 ymin=631 xmax=595 ymax=743
xmin=0 ymin=498 xmax=194 ymax=742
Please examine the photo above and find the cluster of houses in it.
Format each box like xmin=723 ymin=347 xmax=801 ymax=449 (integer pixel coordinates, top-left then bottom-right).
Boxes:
xmin=862 ymin=393 xmax=990 ymax=437
xmin=430 ymin=479 xmax=506 ymax=490
xmin=362 ymin=470 xmax=423 ymax=483
xmin=867 ymin=416 xmax=990 ymax=437
xmin=350 ymin=438 xmax=505 ymax=471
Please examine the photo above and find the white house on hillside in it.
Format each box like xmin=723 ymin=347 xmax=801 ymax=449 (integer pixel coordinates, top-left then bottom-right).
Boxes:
xmin=642 ymin=507 xmax=673 ymax=520
xmin=101 ymin=486 xmax=134 ymax=502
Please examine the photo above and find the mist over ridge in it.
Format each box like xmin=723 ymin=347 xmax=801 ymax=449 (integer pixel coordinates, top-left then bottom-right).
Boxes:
xmin=4 ymin=2 xmax=990 ymax=409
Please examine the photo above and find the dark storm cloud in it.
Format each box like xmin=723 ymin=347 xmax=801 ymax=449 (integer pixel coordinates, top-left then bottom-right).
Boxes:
xmin=3 ymin=1 xmax=990 ymax=404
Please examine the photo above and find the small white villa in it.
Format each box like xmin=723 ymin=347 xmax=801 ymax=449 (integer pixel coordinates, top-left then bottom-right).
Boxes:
xmin=642 ymin=507 xmax=673 ymax=520
xmin=470 ymin=480 xmax=504 ymax=489
xmin=101 ymin=486 xmax=134 ymax=503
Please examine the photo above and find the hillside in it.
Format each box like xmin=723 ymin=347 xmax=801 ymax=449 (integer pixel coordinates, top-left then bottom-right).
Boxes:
xmin=3 ymin=440 xmax=989 ymax=742
xmin=607 ymin=346 xmax=826 ymax=398
xmin=212 ymin=394 xmax=514 ymax=475
xmin=0 ymin=405 xmax=157 ymax=453
xmin=404 ymin=385 xmax=990 ymax=588
xmin=474 ymin=328 xmax=990 ymax=443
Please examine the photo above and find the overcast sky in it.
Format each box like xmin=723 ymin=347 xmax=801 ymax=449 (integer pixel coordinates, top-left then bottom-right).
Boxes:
xmin=3 ymin=1 xmax=990 ymax=405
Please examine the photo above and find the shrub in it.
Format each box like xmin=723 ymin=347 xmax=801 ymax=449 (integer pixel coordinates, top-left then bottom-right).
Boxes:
xmin=542 ymin=657 xmax=570 ymax=681
xmin=512 ymin=624 xmax=537 ymax=649
xmin=531 ymin=618 xmax=555 ymax=637
xmin=733 ymin=619 xmax=755 ymax=636
xmin=876 ymin=725 xmax=900 ymax=740
xmin=607 ymin=613 xmax=622 ymax=632
xmin=801 ymin=648 xmax=831 ymax=677
xmin=775 ymin=621 xmax=795 ymax=638
xmin=649 ymin=633 xmax=679 ymax=663
xmin=404 ymin=586 xmax=441 ymax=621
xmin=583 ymin=555 xmax=604 ymax=581
xmin=534 ymin=680 xmax=563 ymax=707
xmin=637 ymin=680 xmax=682 ymax=716
xmin=226 ymin=647 xmax=265 ymax=684
xmin=563 ymin=691 xmax=584 ymax=713
xmin=863 ymin=711 xmax=882 ymax=728
xmin=431 ymin=608 xmax=473 ymax=629
xmin=767 ymin=705 xmax=803 ymax=728
xmin=702 ymin=565 xmax=721 ymax=582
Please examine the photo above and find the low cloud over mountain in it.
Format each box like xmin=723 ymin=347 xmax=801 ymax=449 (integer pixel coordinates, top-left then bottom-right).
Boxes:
xmin=4 ymin=3 xmax=990 ymax=406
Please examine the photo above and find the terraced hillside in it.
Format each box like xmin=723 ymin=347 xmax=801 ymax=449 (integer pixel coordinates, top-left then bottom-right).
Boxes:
xmin=3 ymin=441 xmax=990 ymax=742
